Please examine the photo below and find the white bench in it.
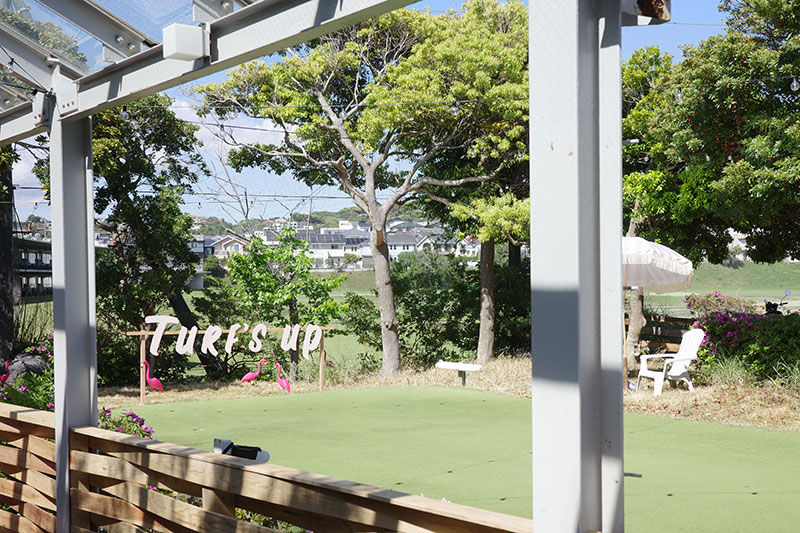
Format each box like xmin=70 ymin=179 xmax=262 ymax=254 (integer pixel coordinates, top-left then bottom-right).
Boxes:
xmin=435 ymin=360 xmax=483 ymax=386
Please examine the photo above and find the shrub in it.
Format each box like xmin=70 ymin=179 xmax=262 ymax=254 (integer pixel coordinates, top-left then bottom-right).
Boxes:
xmin=684 ymin=291 xmax=760 ymax=317
xmin=694 ymin=312 xmax=800 ymax=378
xmin=341 ymin=251 xmax=531 ymax=367
xmin=97 ymin=326 xmax=188 ymax=386
xmin=98 ymin=407 xmax=156 ymax=439
xmin=2 ymin=337 xmax=55 ymax=409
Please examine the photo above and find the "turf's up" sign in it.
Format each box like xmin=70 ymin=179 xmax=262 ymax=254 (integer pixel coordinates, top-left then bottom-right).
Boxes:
xmin=144 ymin=315 xmax=323 ymax=360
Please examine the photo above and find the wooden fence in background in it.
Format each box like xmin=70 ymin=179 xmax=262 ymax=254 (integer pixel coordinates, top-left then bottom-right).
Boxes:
xmin=0 ymin=402 xmax=533 ymax=532
xmin=625 ymin=314 xmax=695 ymax=352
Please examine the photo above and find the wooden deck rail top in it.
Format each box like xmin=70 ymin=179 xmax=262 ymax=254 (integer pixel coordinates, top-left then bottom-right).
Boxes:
xmin=0 ymin=403 xmax=532 ymax=532
xmin=70 ymin=425 xmax=533 ymax=533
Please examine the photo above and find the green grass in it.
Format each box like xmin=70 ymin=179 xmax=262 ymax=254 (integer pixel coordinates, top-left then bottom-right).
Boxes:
xmin=644 ymin=261 xmax=800 ymax=314
xmin=123 ymin=389 xmax=800 ymax=530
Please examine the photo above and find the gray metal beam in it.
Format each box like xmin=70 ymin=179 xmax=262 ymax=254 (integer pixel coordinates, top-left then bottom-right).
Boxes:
xmin=194 ymin=0 xmax=234 ymax=23
xmin=531 ymin=0 xmax=623 ymax=530
xmin=0 ymin=19 xmax=84 ymax=89
xmin=0 ymin=82 xmax=26 ymax=110
xmin=36 ymin=0 xmax=154 ymax=61
xmin=50 ymin=66 xmax=96 ymax=530
xmin=0 ymin=0 xmax=415 ymax=144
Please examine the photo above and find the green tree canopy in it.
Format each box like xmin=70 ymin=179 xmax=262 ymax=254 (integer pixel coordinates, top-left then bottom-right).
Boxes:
xmin=196 ymin=0 xmax=528 ymax=376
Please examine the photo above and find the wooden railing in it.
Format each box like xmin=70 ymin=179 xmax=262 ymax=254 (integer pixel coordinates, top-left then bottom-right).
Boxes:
xmin=0 ymin=401 xmax=533 ymax=532
xmin=69 ymin=426 xmax=533 ymax=532
xmin=0 ymin=402 xmax=57 ymax=533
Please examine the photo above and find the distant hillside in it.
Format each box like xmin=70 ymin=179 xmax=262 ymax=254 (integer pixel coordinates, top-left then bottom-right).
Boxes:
xmin=192 ymin=205 xmax=430 ymax=236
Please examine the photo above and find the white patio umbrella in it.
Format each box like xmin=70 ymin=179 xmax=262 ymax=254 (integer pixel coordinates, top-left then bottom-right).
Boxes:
xmin=622 ymin=236 xmax=693 ymax=293
xmin=621 ymin=237 xmax=693 ymax=389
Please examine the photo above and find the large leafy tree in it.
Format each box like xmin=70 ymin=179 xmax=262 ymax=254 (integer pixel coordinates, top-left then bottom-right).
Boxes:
xmin=35 ymin=95 xmax=212 ymax=375
xmin=197 ymin=0 xmax=528 ymax=376
xmin=628 ymin=1 xmax=800 ymax=264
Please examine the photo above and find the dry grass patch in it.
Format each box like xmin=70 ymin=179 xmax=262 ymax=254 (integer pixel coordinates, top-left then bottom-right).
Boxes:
xmin=98 ymin=357 xmax=532 ymax=408
xmin=624 ymin=383 xmax=800 ymax=431
xmin=99 ymin=357 xmax=800 ymax=433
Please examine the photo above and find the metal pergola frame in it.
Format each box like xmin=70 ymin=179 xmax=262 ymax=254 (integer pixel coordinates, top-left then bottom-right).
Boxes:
xmin=0 ymin=0 xmax=669 ymax=530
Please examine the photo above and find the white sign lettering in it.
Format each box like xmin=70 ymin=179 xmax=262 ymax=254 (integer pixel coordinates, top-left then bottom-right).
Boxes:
xmin=144 ymin=315 xmax=323 ymax=359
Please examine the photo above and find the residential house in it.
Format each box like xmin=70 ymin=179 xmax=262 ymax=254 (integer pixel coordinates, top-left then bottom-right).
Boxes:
xmin=211 ymin=235 xmax=249 ymax=260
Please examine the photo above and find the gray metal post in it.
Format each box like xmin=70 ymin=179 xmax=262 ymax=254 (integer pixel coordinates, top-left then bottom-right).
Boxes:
xmin=531 ymin=0 xmax=623 ymax=530
xmin=599 ymin=2 xmax=624 ymax=531
xmin=50 ymin=104 xmax=97 ymax=531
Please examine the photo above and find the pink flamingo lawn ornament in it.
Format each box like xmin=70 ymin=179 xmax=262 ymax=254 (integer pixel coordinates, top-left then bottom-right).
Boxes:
xmin=241 ymin=358 xmax=268 ymax=383
xmin=0 ymin=360 xmax=9 ymax=385
xmin=274 ymin=363 xmax=290 ymax=393
xmin=141 ymin=360 xmax=164 ymax=392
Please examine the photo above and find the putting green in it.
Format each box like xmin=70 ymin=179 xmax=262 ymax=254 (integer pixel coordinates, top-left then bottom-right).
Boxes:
xmin=625 ymin=413 xmax=800 ymax=532
xmin=125 ymin=386 xmax=533 ymax=518
xmin=123 ymin=389 xmax=800 ymax=529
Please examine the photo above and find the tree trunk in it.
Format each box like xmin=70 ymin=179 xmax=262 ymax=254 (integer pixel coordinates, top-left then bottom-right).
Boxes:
xmin=626 ymin=288 xmax=646 ymax=374
xmin=508 ymin=241 xmax=521 ymax=267
xmin=370 ymin=227 xmax=401 ymax=377
xmin=0 ymin=169 xmax=13 ymax=362
xmin=169 ymin=293 xmax=224 ymax=378
xmin=476 ymin=238 xmax=495 ymax=365
xmin=624 ymin=206 xmax=646 ymax=385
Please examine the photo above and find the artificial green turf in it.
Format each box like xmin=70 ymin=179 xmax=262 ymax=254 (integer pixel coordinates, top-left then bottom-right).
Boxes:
xmin=124 ymin=389 xmax=800 ymax=530
xmin=126 ymin=386 xmax=533 ymax=518
xmin=625 ymin=413 xmax=800 ymax=532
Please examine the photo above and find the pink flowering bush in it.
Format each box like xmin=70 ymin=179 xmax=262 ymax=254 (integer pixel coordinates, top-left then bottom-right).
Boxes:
xmin=2 ymin=338 xmax=54 ymax=410
xmin=2 ymin=338 xmax=156 ymax=440
xmin=684 ymin=291 xmax=760 ymax=318
xmin=693 ymin=312 xmax=800 ymax=378
xmin=98 ymin=407 xmax=155 ymax=439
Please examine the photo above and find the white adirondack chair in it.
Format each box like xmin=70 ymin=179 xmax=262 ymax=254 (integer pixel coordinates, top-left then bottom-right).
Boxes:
xmin=637 ymin=328 xmax=705 ymax=397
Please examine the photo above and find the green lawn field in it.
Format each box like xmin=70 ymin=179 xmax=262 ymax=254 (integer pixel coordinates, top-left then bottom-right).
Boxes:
xmin=123 ymin=387 xmax=800 ymax=530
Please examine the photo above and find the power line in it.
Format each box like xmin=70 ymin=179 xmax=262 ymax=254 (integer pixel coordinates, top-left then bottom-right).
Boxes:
xmin=0 ymin=44 xmax=46 ymax=91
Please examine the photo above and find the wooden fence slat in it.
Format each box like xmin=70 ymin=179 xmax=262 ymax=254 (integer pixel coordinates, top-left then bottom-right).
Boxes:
xmin=234 ymin=493 xmax=389 ymax=533
xmin=105 ymin=521 xmax=147 ymax=533
xmin=101 ymin=480 xmax=279 ymax=533
xmin=202 ymin=487 xmax=235 ymax=517
xmin=72 ymin=451 xmax=203 ymax=498
xmin=0 ymin=432 xmax=56 ymax=463
xmin=0 ymin=473 xmax=57 ymax=511
xmin=0 ymin=445 xmax=56 ymax=476
xmin=0 ymin=403 xmax=55 ymax=428
xmin=70 ymin=488 xmax=183 ymax=533
xmin=0 ymin=465 xmax=57 ymax=506
xmin=0 ymin=506 xmax=45 ymax=533
xmin=0 ymin=420 xmax=53 ymax=439
xmin=0 ymin=494 xmax=56 ymax=532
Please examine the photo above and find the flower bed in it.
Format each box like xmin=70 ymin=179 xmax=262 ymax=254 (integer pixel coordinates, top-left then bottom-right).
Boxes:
xmin=694 ymin=312 xmax=800 ymax=378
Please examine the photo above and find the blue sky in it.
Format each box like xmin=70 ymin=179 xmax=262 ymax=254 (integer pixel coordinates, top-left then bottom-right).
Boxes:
xmin=12 ymin=1 xmax=729 ymax=223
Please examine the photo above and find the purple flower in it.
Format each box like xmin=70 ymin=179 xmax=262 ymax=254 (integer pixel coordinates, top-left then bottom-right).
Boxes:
xmin=17 ymin=386 xmax=26 ymax=393
xmin=47 ymin=402 xmax=54 ymax=409
xmin=117 ymin=426 xmax=124 ymax=432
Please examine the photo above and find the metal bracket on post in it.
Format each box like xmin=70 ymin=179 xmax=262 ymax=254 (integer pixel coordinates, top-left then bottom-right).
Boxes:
xmin=52 ymin=71 xmax=79 ymax=117
xmin=31 ymin=90 xmax=53 ymax=127
xmin=193 ymin=0 xmax=234 ymax=23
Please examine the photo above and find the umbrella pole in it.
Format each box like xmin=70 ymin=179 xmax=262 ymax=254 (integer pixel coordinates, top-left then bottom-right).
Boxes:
xmin=622 ymin=290 xmax=628 ymax=391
